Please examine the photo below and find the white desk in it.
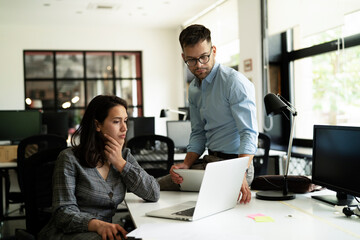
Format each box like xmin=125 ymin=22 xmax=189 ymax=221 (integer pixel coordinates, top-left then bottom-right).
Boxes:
xmin=125 ymin=190 xmax=360 ymax=240
xmin=174 ymin=153 xmax=186 ymax=161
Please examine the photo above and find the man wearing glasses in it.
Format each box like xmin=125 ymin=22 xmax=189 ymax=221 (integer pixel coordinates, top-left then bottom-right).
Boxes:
xmin=159 ymin=24 xmax=258 ymax=204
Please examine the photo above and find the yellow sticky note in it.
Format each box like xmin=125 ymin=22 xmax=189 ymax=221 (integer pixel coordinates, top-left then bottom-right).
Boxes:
xmin=254 ymin=216 xmax=275 ymax=222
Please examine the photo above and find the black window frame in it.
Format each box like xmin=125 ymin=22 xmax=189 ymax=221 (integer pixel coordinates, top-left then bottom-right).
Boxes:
xmin=23 ymin=50 xmax=144 ymax=117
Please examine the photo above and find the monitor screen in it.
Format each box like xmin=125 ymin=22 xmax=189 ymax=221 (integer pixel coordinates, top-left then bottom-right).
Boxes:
xmin=312 ymin=125 xmax=360 ymax=205
xmin=0 ymin=110 xmax=42 ymax=144
xmin=166 ymin=120 xmax=191 ymax=152
xmin=126 ymin=117 xmax=155 ymax=141
xmin=42 ymin=111 xmax=69 ymax=139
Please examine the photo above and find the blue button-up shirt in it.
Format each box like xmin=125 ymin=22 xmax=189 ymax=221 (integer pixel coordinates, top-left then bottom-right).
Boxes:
xmin=187 ymin=62 xmax=258 ymax=155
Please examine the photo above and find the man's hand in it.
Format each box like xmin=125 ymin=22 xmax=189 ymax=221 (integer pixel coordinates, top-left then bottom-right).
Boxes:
xmin=169 ymin=163 xmax=190 ymax=184
xmin=238 ymin=177 xmax=251 ymax=204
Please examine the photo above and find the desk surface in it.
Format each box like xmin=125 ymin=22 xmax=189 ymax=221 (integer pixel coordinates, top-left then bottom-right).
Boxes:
xmin=125 ymin=190 xmax=360 ymax=240
xmin=0 ymin=162 xmax=17 ymax=168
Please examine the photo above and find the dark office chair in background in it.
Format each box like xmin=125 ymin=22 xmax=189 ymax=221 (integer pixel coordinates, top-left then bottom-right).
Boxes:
xmin=6 ymin=134 xmax=67 ymax=217
xmin=22 ymin=146 xmax=66 ymax=236
xmin=253 ymin=132 xmax=271 ymax=178
xmin=126 ymin=135 xmax=174 ymax=178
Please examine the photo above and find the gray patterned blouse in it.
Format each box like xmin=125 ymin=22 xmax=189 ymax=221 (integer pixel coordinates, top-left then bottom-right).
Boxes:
xmin=38 ymin=147 xmax=160 ymax=240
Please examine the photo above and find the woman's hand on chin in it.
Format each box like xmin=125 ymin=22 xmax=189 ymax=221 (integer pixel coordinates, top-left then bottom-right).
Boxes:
xmin=103 ymin=133 xmax=126 ymax=172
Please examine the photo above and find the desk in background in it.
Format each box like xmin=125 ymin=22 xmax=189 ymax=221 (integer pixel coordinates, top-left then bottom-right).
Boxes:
xmin=0 ymin=162 xmax=23 ymax=222
xmin=125 ymin=190 xmax=360 ymax=239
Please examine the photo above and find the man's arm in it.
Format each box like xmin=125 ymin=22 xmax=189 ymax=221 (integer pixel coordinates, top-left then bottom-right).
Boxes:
xmin=238 ymin=153 xmax=254 ymax=204
xmin=183 ymin=151 xmax=201 ymax=168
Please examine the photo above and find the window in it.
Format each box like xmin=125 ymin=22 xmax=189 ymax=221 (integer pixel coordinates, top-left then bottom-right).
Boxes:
xmin=265 ymin=0 xmax=360 ymax=143
xmin=24 ymin=50 xmax=143 ymax=129
xmin=294 ymin=44 xmax=360 ymax=139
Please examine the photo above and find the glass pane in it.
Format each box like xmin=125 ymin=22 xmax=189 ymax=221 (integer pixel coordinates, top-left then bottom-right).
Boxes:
xmin=86 ymin=52 xmax=113 ymax=78
xmin=66 ymin=109 xmax=85 ymax=131
xmin=25 ymin=81 xmax=55 ymax=109
xmin=86 ymin=80 xmax=114 ymax=104
xmin=294 ymin=45 xmax=360 ymax=139
xmin=268 ymin=2 xmax=360 ymax=51
xmin=56 ymin=52 xmax=84 ymax=78
xmin=25 ymin=52 xmax=54 ymax=78
xmin=57 ymin=81 xmax=85 ymax=108
xmin=115 ymin=79 xmax=142 ymax=107
xmin=127 ymin=106 xmax=140 ymax=118
xmin=115 ymin=52 xmax=141 ymax=78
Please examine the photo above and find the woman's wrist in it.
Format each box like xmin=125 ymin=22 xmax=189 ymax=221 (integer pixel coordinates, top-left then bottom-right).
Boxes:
xmin=112 ymin=158 xmax=126 ymax=172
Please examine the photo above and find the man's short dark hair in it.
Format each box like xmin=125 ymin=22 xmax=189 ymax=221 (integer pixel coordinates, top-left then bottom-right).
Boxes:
xmin=179 ymin=24 xmax=211 ymax=50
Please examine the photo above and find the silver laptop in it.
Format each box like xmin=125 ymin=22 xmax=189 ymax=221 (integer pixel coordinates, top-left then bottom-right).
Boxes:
xmin=173 ymin=169 xmax=205 ymax=192
xmin=146 ymin=157 xmax=249 ymax=221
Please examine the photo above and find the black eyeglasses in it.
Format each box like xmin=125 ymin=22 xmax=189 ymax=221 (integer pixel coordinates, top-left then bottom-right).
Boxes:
xmin=184 ymin=46 xmax=213 ymax=67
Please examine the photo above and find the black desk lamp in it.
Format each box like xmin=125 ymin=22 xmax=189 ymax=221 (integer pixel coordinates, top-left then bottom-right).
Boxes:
xmin=160 ymin=109 xmax=188 ymax=121
xmin=256 ymin=93 xmax=297 ymax=200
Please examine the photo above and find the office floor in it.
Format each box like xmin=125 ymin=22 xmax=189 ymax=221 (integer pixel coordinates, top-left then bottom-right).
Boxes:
xmin=0 ymin=170 xmax=133 ymax=239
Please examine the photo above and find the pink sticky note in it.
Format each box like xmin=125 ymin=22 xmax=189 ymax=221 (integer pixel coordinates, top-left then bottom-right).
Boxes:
xmin=247 ymin=213 xmax=266 ymax=219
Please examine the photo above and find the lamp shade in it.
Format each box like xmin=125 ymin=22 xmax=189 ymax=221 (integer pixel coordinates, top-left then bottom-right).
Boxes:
xmin=264 ymin=93 xmax=288 ymax=116
xmin=160 ymin=109 xmax=167 ymax=118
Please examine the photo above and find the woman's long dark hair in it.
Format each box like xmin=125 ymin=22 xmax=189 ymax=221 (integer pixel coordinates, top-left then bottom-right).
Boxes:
xmin=71 ymin=95 xmax=128 ymax=168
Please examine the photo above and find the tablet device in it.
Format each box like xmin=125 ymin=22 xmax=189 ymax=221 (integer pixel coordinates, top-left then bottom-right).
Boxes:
xmin=173 ymin=169 xmax=205 ymax=192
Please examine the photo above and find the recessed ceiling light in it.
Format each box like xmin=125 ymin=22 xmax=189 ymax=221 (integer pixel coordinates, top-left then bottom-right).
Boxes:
xmin=97 ymin=5 xmax=113 ymax=10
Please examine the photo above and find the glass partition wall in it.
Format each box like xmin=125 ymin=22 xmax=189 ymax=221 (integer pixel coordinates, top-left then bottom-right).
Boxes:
xmin=24 ymin=50 xmax=143 ymax=133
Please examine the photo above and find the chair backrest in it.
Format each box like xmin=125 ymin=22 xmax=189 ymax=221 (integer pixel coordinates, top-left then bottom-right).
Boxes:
xmin=17 ymin=134 xmax=67 ymax=193
xmin=253 ymin=132 xmax=271 ymax=178
xmin=126 ymin=134 xmax=174 ymax=178
xmin=22 ymin=146 xmax=67 ymax=236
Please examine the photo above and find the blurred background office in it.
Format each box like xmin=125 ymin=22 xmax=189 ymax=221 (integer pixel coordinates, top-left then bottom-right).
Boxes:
xmin=1 ymin=0 xmax=360 ymax=238
xmin=1 ymin=0 xmax=360 ymax=141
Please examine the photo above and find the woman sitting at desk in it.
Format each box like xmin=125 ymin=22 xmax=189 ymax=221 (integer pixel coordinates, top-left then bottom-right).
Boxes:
xmin=39 ymin=95 xmax=160 ymax=240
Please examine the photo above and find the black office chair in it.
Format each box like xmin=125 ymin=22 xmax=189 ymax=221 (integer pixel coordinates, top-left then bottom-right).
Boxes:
xmin=16 ymin=146 xmax=67 ymax=238
xmin=126 ymin=135 xmax=175 ymax=178
xmin=6 ymin=134 xmax=67 ymax=217
xmin=253 ymin=132 xmax=271 ymax=178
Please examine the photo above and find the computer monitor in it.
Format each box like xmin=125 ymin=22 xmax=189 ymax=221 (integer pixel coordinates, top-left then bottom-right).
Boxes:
xmin=166 ymin=120 xmax=191 ymax=152
xmin=0 ymin=110 xmax=42 ymax=144
xmin=126 ymin=117 xmax=155 ymax=141
xmin=42 ymin=111 xmax=69 ymax=139
xmin=312 ymin=125 xmax=360 ymax=206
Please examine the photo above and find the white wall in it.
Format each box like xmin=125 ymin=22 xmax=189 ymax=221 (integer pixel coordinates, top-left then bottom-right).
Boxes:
xmin=238 ymin=0 xmax=263 ymax=132
xmin=0 ymin=24 xmax=184 ymax=135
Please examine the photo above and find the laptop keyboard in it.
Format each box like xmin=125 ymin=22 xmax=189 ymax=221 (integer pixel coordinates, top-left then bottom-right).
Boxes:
xmin=172 ymin=207 xmax=195 ymax=216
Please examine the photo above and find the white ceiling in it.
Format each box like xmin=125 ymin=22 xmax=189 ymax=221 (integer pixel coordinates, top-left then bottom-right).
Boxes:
xmin=0 ymin=0 xmax=224 ymax=29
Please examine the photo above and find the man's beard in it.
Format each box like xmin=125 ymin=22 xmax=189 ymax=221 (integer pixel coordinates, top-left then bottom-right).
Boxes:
xmin=192 ymin=67 xmax=209 ymax=80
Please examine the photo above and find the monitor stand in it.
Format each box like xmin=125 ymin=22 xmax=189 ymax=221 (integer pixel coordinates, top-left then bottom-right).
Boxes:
xmin=312 ymin=192 xmax=357 ymax=206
